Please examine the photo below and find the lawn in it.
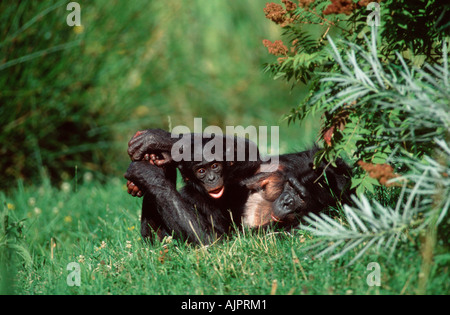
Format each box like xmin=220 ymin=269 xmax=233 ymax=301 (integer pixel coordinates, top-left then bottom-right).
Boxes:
xmin=1 ymin=179 xmax=448 ymax=295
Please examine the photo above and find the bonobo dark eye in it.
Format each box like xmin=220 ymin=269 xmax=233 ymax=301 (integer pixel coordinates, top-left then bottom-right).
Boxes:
xmin=211 ymin=163 xmax=219 ymax=170
xmin=197 ymin=168 xmax=206 ymax=174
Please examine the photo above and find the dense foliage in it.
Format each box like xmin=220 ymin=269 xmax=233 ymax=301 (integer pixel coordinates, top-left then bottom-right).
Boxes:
xmin=262 ymin=0 xmax=449 ymax=193
xmin=261 ymin=0 xmax=449 ymax=283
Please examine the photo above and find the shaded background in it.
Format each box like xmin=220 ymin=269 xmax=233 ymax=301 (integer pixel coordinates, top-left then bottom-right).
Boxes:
xmin=0 ymin=0 xmax=317 ymax=189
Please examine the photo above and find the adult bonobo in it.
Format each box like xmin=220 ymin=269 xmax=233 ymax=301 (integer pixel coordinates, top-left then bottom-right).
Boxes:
xmin=242 ymin=148 xmax=353 ymax=227
xmin=124 ymin=129 xmax=262 ymax=244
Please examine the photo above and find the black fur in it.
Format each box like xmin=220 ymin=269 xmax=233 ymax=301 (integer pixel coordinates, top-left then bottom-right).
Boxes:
xmin=125 ymin=130 xmax=261 ymax=244
xmin=242 ymin=148 xmax=353 ymax=227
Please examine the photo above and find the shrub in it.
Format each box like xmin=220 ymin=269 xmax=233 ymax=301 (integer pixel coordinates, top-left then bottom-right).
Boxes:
xmin=261 ymin=0 xmax=450 ymax=276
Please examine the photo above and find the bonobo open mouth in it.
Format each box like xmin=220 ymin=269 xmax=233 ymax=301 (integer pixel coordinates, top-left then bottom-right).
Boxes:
xmin=208 ymin=186 xmax=225 ymax=199
xmin=271 ymin=214 xmax=283 ymax=223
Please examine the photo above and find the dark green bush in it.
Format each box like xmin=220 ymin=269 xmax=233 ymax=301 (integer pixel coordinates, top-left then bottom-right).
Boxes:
xmin=261 ymin=0 xmax=449 ymax=193
xmin=0 ymin=1 xmax=130 ymax=188
xmin=260 ymin=0 xmax=449 ymax=272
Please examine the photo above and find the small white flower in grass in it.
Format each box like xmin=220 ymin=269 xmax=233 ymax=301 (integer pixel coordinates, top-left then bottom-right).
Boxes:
xmin=61 ymin=182 xmax=71 ymax=193
xmin=83 ymin=172 xmax=93 ymax=183
xmin=78 ymin=255 xmax=85 ymax=263
xmin=28 ymin=197 xmax=36 ymax=207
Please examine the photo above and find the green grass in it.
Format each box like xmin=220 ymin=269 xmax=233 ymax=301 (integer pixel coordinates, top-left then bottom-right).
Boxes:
xmin=1 ymin=179 xmax=448 ymax=295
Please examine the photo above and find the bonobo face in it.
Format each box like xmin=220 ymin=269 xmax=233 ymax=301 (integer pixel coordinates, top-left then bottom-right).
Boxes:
xmin=272 ymin=180 xmax=307 ymax=223
xmin=194 ymin=162 xmax=225 ymax=199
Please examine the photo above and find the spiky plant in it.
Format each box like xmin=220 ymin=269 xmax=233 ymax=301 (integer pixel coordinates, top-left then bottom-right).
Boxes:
xmin=299 ymin=33 xmax=449 ymax=267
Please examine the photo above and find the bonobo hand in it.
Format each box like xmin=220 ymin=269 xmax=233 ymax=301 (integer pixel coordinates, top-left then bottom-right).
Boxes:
xmin=286 ymin=176 xmax=307 ymax=199
xmin=126 ymin=180 xmax=143 ymax=197
xmin=124 ymin=161 xmax=168 ymax=195
xmin=126 ymin=129 xmax=175 ymax=197
xmin=126 ymin=152 xmax=175 ymax=197
xmin=127 ymin=129 xmax=174 ymax=162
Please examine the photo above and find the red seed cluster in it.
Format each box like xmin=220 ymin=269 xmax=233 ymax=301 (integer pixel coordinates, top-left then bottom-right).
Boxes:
xmin=263 ymin=2 xmax=287 ymax=24
xmin=262 ymin=39 xmax=289 ymax=56
xmin=263 ymin=1 xmax=297 ymax=27
xmin=323 ymin=0 xmax=356 ymax=16
xmin=358 ymin=161 xmax=400 ymax=187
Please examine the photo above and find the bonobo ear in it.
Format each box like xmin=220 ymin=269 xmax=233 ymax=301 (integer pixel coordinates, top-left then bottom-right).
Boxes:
xmin=240 ymin=172 xmax=273 ymax=191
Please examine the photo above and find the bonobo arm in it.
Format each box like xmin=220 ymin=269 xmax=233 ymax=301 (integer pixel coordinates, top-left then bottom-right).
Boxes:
xmin=128 ymin=129 xmax=178 ymax=162
xmin=124 ymin=161 xmax=211 ymax=244
xmin=127 ymin=129 xmax=178 ymax=197
xmin=224 ymin=136 xmax=262 ymax=183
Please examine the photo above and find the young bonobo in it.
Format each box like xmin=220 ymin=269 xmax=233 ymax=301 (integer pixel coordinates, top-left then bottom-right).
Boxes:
xmin=124 ymin=129 xmax=261 ymax=244
xmin=242 ymin=148 xmax=353 ymax=227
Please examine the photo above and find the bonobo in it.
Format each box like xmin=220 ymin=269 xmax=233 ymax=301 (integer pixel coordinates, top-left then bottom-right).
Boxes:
xmin=124 ymin=129 xmax=261 ymax=244
xmin=242 ymin=148 xmax=353 ymax=227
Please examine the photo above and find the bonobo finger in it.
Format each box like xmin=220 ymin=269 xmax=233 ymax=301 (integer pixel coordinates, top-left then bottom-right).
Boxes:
xmin=161 ymin=151 xmax=173 ymax=163
xmin=127 ymin=141 xmax=141 ymax=160
xmin=127 ymin=144 xmax=137 ymax=160
xmin=131 ymin=148 xmax=147 ymax=161
xmin=153 ymin=152 xmax=172 ymax=166
xmin=127 ymin=181 xmax=135 ymax=194
xmin=126 ymin=180 xmax=143 ymax=198
xmin=287 ymin=177 xmax=307 ymax=198
xmin=127 ymin=136 xmax=140 ymax=152
xmin=132 ymin=185 xmax=140 ymax=195
xmin=129 ymin=130 xmax=147 ymax=144
xmin=146 ymin=153 xmax=155 ymax=165
xmin=128 ymin=136 xmax=147 ymax=160
xmin=154 ymin=160 xmax=165 ymax=166
xmin=132 ymin=130 xmax=145 ymax=139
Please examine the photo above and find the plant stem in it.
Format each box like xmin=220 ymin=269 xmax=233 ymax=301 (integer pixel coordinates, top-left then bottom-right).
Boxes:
xmin=417 ymin=130 xmax=449 ymax=294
